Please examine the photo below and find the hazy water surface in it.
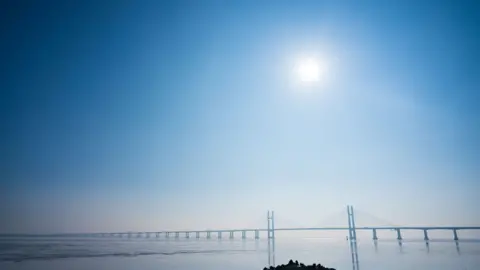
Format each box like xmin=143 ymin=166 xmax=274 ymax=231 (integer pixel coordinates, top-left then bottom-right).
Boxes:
xmin=0 ymin=236 xmax=479 ymax=270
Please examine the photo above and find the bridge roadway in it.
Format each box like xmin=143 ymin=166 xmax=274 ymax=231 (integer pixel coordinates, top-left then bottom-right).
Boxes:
xmin=116 ymin=226 xmax=480 ymax=233
xmin=97 ymin=226 xmax=480 ymax=241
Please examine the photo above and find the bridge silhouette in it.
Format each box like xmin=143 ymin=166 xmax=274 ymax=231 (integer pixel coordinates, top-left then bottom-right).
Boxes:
xmin=75 ymin=206 xmax=480 ymax=242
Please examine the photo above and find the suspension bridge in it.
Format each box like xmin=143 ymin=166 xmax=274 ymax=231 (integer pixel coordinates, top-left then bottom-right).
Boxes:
xmin=52 ymin=206 xmax=480 ymax=242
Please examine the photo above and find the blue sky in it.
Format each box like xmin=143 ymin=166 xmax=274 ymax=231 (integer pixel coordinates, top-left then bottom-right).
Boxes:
xmin=1 ymin=0 xmax=479 ymax=233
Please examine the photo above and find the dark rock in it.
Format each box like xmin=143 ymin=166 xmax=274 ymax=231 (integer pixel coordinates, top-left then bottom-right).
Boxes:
xmin=263 ymin=260 xmax=335 ymax=270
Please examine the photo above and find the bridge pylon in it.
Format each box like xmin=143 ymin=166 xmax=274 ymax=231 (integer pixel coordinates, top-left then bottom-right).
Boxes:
xmin=267 ymin=210 xmax=275 ymax=239
xmin=347 ymin=205 xmax=360 ymax=270
xmin=267 ymin=210 xmax=276 ymax=267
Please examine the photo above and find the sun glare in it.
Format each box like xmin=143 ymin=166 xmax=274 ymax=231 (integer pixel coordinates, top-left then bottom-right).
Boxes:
xmin=296 ymin=58 xmax=327 ymax=83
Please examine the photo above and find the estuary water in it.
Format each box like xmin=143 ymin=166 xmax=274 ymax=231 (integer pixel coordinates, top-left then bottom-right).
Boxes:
xmin=0 ymin=235 xmax=479 ymax=270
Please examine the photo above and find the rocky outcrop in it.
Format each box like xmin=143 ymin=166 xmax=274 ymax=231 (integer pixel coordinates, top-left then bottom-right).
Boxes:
xmin=263 ymin=260 xmax=335 ymax=270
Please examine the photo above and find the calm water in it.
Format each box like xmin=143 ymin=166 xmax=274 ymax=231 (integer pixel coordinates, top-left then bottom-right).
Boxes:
xmin=0 ymin=236 xmax=479 ymax=270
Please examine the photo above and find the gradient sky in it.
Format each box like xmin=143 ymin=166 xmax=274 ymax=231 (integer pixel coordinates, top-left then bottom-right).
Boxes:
xmin=1 ymin=0 xmax=479 ymax=234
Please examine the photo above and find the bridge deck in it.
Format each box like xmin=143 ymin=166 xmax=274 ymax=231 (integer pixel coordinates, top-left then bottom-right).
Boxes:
xmin=106 ymin=226 xmax=480 ymax=235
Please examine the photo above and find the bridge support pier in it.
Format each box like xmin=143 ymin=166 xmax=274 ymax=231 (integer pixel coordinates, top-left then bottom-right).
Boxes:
xmin=196 ymin=232 xmax=200 ymax=238
xmin=137 ymin=232 xmax=142 ymax=238
xmin=166 ymin=232 xmax=170 ymax=238
xmin=242 ymin=231 xmax=246 ymax=239
xmin=255 ymin=230 xmax=259 ymax=239
xmin=423 ymin=230 xmax=429 ymax=241
xmin=146 ymin=233 xmax=150 ymax=238
xmin=396 ymin=229 xmax=402 ymax=241
xmin=207 ymin=232 xmax=211 ymax=239
xmin=453 ymin=229 xmax=459 ymax=241
xmin=372 ymin=229 xmax=378 ymax=240
xmin=229 ymin=231 xmax=234 ymax=239
xmin=175 ymin=232 xmax=179 ymax=238
xmin=218 ymin=232 xmax=222 ymax=239
xmin=156 ymin=232 xmax=160 ymax=238
xmin=186 ymin=232 xmax=189 ymax=238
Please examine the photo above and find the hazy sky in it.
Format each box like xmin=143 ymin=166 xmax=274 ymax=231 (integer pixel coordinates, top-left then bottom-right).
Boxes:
xmin=1 ymin=0 xmax=479 ymax=233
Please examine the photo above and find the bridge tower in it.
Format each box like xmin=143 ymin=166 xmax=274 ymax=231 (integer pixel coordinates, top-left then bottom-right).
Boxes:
xmin=347 ymin=205 xmax=360 ymax=270
xmin=267 ymin=210 xmax=275 ymax=239
xmin=267 ymin=210 xmax=276 ymax=267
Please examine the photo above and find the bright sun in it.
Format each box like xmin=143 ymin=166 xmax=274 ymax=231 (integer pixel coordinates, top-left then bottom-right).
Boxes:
xmin=296 ymin=58 xmax=326 ymax=83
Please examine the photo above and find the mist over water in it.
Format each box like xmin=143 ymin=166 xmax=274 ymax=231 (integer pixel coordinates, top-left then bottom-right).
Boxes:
xmin=0 ymin=235 xmax=479 ymax=270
